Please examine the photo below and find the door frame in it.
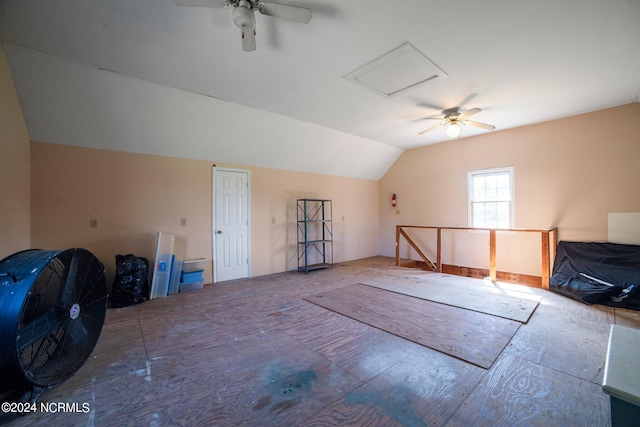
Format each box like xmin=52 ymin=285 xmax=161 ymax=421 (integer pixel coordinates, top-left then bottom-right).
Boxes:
xmin=212 ymin=166 xmax=251 ymax=283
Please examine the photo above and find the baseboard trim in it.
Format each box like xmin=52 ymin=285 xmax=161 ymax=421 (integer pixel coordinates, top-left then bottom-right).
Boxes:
xmin=399 ymin=260 xmax=542 ymax=288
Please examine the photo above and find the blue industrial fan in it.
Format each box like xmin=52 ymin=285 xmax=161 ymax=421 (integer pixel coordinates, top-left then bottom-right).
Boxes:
xmin=0 ymin=248 xmax=108 ymax=404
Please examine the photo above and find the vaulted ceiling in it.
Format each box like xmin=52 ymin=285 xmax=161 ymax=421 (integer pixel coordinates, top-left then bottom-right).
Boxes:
xmin=1 ymin=0 xmax=639 ymax=180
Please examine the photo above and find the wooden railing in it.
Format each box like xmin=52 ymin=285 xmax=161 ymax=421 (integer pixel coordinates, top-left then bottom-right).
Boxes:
xmin=396 ymin=226 xmax=558 ymax=289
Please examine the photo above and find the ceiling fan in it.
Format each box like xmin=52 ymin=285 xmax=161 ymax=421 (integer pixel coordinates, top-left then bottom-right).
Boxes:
xmin=172 ymin=0 xmax=312 ymax=52
xmin=418 ymin=107 xmax=495 ymax=138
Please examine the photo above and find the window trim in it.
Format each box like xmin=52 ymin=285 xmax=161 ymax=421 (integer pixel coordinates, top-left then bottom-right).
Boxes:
xmin=467 ymin=166 xmax=515 ymax=229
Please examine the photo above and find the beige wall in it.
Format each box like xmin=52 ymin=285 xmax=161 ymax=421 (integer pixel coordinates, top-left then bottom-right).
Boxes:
xmin=379 ymin=103 xmax=640 ymax=275
xmin=30 ymin=142 xmax=213 ymax=286
xmin=250 ymin=164 xmax=379 ymax=275
xmin=30 ymin=142 xmax=379 ymax=288
xmin=0 ymin=43 xmax=30 ymax=259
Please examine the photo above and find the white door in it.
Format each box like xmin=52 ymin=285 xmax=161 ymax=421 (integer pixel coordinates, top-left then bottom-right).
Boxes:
xmin=214 ymin=169 xmax=249 ymax=282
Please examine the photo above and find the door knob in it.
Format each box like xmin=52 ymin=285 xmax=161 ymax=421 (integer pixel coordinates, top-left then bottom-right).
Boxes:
xmin=217 ymin=230 xmax=222 ymax=234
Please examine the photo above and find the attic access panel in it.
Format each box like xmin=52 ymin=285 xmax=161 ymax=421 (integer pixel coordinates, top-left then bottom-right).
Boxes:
xmin=344 ymin=42 xmax=448 ymax=98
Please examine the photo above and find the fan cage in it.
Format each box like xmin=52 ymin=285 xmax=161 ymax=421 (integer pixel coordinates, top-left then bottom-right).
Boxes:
xmin=0 ymin=248 xmax=108 ymax=391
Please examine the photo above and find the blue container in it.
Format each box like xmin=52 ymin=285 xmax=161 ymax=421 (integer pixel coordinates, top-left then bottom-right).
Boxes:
xmin=180 ymin=269 xmax=204 ymax=284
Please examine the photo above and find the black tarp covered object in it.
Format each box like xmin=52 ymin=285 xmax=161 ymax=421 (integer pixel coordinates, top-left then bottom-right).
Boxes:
xmin=549 ymin=241 xmax=640 ymax=309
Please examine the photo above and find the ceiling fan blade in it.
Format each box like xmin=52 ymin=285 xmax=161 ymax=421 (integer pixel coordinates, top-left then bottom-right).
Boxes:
xmin=418 ymin=122 xmax=445 ymax=135
xmin=418 ymin=102 xmax=447 ymax=112
xmin=458 ymin=107 xmax=481 ymax=119
xmin=258 ymin=2 xmax=312 ymax=23
xmin=456 ymin=93 xmax=478 ymax=108
xmin=422 ymin=116 xmax=446 ymax=121
xmin=172 ymin=0 xmax=228 ymax=7
xmin=464 ymin=120 xmax=495 ymax=130
xmin=242 ymin=28 xmax=257 ymax=52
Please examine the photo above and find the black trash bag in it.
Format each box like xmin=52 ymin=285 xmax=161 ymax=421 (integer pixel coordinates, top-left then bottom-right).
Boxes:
xmin=111 ymin=254 xmax=149 ymax=308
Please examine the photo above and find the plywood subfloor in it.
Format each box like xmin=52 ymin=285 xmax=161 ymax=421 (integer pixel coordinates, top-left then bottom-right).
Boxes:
xmin=362 ymin=277 xmax=541 ymax=323
xmin=0 ymin=257 xmax=622 ymax=426
xmin=304 ymin=283 xmax=520 ymax=369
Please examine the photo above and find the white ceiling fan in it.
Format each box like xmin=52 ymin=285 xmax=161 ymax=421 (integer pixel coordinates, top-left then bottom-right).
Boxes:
xmin=418 ymin=107 xmax=495 ymax=138
xmin=172 ymin=0 xmax=312 ymax=52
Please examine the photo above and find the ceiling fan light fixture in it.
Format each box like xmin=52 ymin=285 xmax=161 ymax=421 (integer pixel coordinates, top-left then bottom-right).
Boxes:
xmin=232 ymin=2 xmax=255 ymax=30
xmin=447 ymin=124 xmax=461 ymax=138
xmin=173 ymin=0 xmax=311 ymax=52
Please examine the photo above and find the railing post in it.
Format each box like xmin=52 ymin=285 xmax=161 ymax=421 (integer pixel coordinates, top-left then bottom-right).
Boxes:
xmin=436 ymin=227 xmax=442 ymax=272
xmin=395 ymin=226 xmax=400 ymax=266
xmin=489 ymin=229 xmax=497 ymax=281
xmin=541 ymin=230 xmax=550 ymax=289
xmin=552 ymin=228 xmax=557 ymax=263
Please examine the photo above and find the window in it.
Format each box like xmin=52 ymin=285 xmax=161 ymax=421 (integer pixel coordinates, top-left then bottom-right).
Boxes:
xmin=468 ymin=167 xmax=514 ymax=228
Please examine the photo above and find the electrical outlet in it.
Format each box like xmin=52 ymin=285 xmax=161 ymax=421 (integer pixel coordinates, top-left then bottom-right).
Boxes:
xmin=180 ymin=217 xmax=187 ymax=226
xmin=90 ymin=218 xmax=98 ymax=228
xmin=396 ymin=209 xmax=400 ymax=215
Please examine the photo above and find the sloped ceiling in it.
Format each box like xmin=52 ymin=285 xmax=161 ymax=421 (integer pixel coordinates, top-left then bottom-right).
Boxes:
xmin=1 ymin=0 xmax=639 ymax=180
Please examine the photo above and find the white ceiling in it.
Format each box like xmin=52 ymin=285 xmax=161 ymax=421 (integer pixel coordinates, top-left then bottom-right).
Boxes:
xmin=1 ymin=0 xmax=639 ymax=180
